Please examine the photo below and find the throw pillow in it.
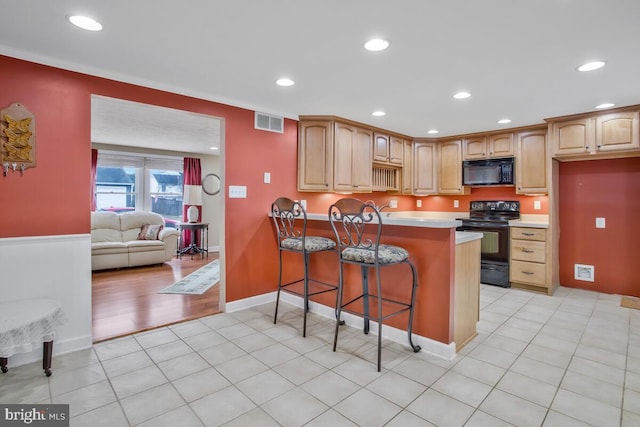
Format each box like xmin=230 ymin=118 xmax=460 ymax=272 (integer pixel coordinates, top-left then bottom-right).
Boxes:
xmin=138 ymin=224 xmax=163 ymax=240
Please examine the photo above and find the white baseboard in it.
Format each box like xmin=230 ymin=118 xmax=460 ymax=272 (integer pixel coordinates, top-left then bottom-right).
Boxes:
xmin=227 ymin=291 xmax=456 ymax=360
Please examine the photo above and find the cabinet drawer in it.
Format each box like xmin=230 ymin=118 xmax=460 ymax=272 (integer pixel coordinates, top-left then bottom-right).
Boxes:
xmin=511 ymin=240 xmax=546 ymax=263
xmin=511 ymin=227 xmax=546 ymax=241
xmin=510 ymin=260 xmax=547 ymax=287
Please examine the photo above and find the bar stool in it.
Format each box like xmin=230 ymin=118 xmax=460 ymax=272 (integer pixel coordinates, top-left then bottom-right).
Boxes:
xmin=328 ymin=198 xmax=421 ymax=371
xmin=271 ymin=197 xmax=338 ymax=337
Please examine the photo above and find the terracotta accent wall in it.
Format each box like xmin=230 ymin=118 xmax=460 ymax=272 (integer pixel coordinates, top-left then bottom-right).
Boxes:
xmin=558 ymin=158 xmax=640 ymax=296
xmin=0 ymin=55 xmax=293 ymax=304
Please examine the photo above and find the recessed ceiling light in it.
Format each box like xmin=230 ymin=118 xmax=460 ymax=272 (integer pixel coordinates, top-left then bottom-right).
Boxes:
xmin=577 ymin=61 xmax=606 ymax=72
xmin=68 ymin=15 xmax=102 ymax=31
xmin=372 ymin=111 xmax=386 ymax=117
xmin=275 ymin=78 xmax=295 ymax=87
xmin=364 ymin=39 xmax=389 ymax=52
xmin=595 ymin=103 xmax=615 ymax=109
xmin=497 ymin=118 xmax=512 ymax=124
xmin=453 ymin=91 xmax=471 ymax=99
xmin=210 ymin=147 xmax=219 ymax=150
xmin=427 ymin=129 xmax=439 ymax=134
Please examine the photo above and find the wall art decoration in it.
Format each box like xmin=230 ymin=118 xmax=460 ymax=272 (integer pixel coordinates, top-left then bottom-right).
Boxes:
xmin=0 ymin=102 xmax=36 ymax=176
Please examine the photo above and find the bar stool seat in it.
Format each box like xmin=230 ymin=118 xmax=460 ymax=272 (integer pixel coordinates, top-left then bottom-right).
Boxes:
xmin=329 ymin=198 xmax=421 ymax=371
xmin=271 ymin=197 xmax=338 ymax=337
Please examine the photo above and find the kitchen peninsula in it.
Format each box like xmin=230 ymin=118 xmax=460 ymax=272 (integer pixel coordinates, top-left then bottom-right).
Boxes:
xmin=284 ymin=211 xmax=482 ymax=359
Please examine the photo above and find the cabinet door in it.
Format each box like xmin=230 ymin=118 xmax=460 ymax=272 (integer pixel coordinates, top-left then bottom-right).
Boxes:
xmin=389 ymin=136 xmax=404 ymax=165
xmin=489 ymin=133 xmax=514 ymax=157
xmin=402 ymin=140 xmax=413 ymax=194
xmin=413 ymin=141 xmax=437 ymax=195
xmin=333 ymin=123 xmax=357 ymax=191
xmin=516 ymin=130 xmax=547 ymax=194
xmin=373 ymin=133 xmax=389 ymax=163
xmin=463 ymin=137 xmax=487 ymax=160
xmin=596 ymin=111 xmax=640 ymax=152
xmin=438 ymin=140 xmax=468 ymax=194
xmin=551 ymin=118 xmax=594 ymax=156
xmin=298 ymin=121 xmax=333 ymax=191
xmin=352 ymin=127 xmax=373 ymax=191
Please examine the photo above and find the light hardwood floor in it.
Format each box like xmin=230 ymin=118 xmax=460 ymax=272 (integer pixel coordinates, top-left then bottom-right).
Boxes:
xmin=91 ymin=255 xmax=220 ymax=343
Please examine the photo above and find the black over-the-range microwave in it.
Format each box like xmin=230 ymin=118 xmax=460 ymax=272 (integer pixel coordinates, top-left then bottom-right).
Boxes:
xmin=462 ymin=157 xmax=515 ymax=186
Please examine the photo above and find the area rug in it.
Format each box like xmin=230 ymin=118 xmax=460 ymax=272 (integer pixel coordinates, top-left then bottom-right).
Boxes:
xmin=621 ymin=296 xmax=640 ymax=310
xmin=158 ymin=259 xmax=219 ymax=295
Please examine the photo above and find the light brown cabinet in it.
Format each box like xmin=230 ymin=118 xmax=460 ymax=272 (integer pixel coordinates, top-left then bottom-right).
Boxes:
xmin=298 ymin=120 xmax=333 ymax=191
xmin=413 ymin=141 xmax=437 ymax=195
xmin=373 ymin=133 xmax=403 ymax=165
xmin=510 ymin=226 xmax=555 ymax=295
xmin=402 ymin=140 xmax=413 ymax=194
xmin=515 ymin=129 xmax=547 ymax=194
xmin=438 ymin=139 xmax=469 ymax=195
xmin=463 ymin=133 xmax=514 ymax=160
xmin=551 ymin=111 xmax=639 ymax=159
xmin=333 ymin=122 xmax=373 ymax=192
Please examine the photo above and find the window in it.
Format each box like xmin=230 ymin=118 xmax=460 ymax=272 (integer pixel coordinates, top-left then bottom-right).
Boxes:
xmin=95 ymin=151 xmax=184 ymax=227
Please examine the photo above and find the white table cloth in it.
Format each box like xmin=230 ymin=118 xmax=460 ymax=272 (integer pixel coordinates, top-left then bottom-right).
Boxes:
xmin=0 ymin=299 xmax=66 ymax=358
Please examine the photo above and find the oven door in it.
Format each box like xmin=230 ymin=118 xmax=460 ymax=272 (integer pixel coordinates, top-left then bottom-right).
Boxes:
xmin=456 ymin=221 xmax=509 ymax=263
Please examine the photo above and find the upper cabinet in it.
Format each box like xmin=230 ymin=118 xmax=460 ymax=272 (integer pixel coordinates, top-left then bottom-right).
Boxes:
xmin=298 ymin=120 xmax=333 ymax=191
xmin=333 ymin=122 xmax=373 ymax=192
xmin=413 ymin=141 xmax=437 ymax=195
xmin=463 ymin=133 xmax=514 ymax=160
xmin=373 ymin=133 xmax=403 ymax=165
xmin=402 ymin=140 xmax=413 ymax=194
xmin=438 ymin=139 xmax=470 ymax=195
xmin=515 ymin=129 xmax=547 ymax=194
xmin=550 ymin=110 xmax=639 ymax=159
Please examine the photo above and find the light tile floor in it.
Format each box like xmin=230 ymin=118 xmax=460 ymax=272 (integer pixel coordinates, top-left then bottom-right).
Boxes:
xmin=1 ymin=285 xmax=640 ymax=426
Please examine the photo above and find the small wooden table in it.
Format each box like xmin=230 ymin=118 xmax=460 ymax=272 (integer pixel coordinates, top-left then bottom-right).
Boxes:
xmin=177 ymin=222 xmax=209 ymax=259
xmin=0 ymin=299 xmax=65 ymax=376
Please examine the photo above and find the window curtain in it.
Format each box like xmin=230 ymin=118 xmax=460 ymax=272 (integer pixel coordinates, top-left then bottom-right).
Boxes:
xmin=91 ymin=148 xmax=98 ymax=211
xmin=182 ymin=157 xmax=202 ymax=247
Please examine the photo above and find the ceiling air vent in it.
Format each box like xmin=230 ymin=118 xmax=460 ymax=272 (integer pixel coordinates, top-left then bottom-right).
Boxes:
xmin=255 ymin=112 xmax=284 ymax=133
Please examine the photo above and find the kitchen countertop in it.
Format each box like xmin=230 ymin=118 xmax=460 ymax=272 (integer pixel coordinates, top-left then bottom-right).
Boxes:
xmin=509 ymin=214 xmax=549 ymax=229
xmin=455 ymin=231 xmax=483 ymax=245
xmin=306 ymin=211 xmax=462 ymax=229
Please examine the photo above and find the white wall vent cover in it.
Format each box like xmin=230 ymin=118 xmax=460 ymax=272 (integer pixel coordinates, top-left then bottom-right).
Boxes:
xmin=255 ymin=112 xmax=284 ymax=133
xmin=574 ymin=264 xmax=595 ymax=282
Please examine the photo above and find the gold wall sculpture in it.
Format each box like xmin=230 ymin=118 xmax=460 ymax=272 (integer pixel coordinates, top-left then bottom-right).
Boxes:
xmin=1 ymin=102 xmax=36 ymax=175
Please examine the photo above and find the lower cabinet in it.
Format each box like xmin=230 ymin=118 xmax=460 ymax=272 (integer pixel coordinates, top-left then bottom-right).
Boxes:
xmin=510 ymin=226 xmax=555 ymax=295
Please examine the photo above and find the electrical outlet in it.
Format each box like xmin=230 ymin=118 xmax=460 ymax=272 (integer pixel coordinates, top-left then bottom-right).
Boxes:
xmin=596 ymin=217 xmax=606 ymax=228
xmin=534 ymin=200 xmax=541 ymax=210
xmin=263 ymin=172 xmax=271 ymax=184
xmin=300 ymin=199 xmax=307 ymax=210
xmin=453 ymin=200 xmax=459 ymax=208
xmin=229 ymin=185 xmax=247 ymax=198
xmin=389 ymin=199 xmax=398 ymax=208
xmin=416 ymin=199 xmax=422 ymax=208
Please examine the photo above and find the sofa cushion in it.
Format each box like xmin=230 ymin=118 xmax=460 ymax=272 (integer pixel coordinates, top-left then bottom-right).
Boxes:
xmin=127 ymin=240 xmax=165 ymax=252
xmin=91 ymin=211 xmax=123 ymax=243
xmin=120 ymin=211 xmax=164 ymax=241
xmin=92 ymin=241 xmax=128 ymax=255
xmin=138 ymin=224 xmax=163 ymax=240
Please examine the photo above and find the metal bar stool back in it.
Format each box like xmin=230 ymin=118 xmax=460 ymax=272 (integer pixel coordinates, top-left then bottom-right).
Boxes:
xmin=271 ymin=197 xmax=338 ymax=337
xmin=328 ymin=198 xmax=421 ymax=371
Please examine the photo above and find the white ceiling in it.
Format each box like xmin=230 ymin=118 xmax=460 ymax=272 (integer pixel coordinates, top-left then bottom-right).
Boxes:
xmin=1 ymin=0 xmax=639 ymax=148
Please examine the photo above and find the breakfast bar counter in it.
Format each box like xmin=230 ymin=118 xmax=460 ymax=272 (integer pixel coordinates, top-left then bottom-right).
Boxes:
xmin=289 ymin=211 xmax=482 ymax=358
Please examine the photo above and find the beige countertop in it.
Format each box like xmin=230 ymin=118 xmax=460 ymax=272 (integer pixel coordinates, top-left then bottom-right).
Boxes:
xmin=509 ymin=214 xmax=549 ymax=229
xmin=306 ymin=211 xmax=462 ymax=229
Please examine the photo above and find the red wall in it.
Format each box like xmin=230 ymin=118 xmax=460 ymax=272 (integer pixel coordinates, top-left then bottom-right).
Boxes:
xmin=559 ymin=158 xmax=640 ymax=296
xmin=0 ymin=55 xmax=294 ymax=304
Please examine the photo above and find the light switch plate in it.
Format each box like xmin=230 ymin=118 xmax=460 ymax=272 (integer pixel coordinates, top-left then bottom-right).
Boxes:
xmin=229 ymin=185 xmax=247 ymax=198
xmin=416 ymin=200 xmax=422 ymax=208
xmin=596 ymin=217 xmax=605 ymax=228
xmin=534 ymin=200 xmax=541 ymax=210
xmin=453 ymin=200 xmax=459 ymax=208
xmin=389 ymin=199 xmax=398 ymax=208
xmin=263 ymin=172 xmax=271 ymax=184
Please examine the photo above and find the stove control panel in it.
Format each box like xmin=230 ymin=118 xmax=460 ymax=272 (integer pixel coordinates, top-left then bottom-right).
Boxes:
xmin=470 ymin=200 xmax=520 ymax=212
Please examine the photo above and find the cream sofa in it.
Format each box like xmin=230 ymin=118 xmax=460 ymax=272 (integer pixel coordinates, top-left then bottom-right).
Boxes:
xmin=91 ymin=211 xmax=180 ymax=271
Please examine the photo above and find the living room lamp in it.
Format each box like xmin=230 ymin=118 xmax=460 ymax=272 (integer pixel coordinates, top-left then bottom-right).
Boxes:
xmin=183 ymin=184 xmax=202 ymax=223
